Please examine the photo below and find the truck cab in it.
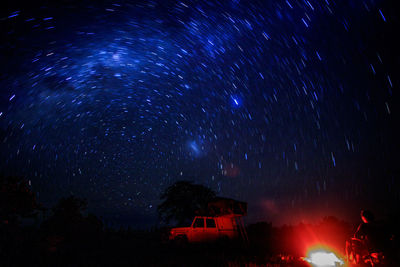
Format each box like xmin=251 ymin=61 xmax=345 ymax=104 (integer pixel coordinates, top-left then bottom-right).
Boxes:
xmin=169 ymin=215 xmax=241 ymax=243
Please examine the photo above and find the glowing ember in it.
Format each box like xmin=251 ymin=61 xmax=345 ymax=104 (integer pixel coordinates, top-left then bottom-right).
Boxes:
xmin=304 ymin=249 xmax=344 ymax=267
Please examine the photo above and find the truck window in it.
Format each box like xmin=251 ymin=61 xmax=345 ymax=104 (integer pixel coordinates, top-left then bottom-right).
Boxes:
xmin=193 ymin=218 xmax=204 ymax=228
xmin=206 ymin=219 xmax=216 ymax=228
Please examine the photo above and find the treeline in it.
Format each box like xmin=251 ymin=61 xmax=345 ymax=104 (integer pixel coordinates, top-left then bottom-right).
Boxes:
xmin=2 ymin=176 xmax=398 ymax=266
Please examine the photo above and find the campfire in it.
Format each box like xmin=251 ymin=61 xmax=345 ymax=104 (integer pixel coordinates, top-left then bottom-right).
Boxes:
xmin=303 ymin=246 xmax=345 ymax=267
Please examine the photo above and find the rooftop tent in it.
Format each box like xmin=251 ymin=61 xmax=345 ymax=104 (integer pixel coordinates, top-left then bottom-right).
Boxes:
xmin=206 ymin=197 xmax=247 ymax=216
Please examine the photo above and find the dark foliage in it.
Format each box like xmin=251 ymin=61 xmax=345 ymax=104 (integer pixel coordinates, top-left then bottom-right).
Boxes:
xmin=41 ymin=196 xmax=103 ymax=240
xmin=1 ymin=179 xmax=399 ymax=266
xmin=0 ymin=175 xmax=40 ymax=224
xmin=52 ymin=196 xmax=87 ymax=219
xmin=157 ymin=181 xmax=216 ymax=225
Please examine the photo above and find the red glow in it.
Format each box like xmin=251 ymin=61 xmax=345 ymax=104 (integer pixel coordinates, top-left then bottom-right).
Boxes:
xmin=222 ymin=162 xmax=240 ymax=177
xmin=279 ymin=218 xmax=349 ymax=257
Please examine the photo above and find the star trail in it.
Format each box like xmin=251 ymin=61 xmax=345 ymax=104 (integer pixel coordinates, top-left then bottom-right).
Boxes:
xmin=0 ymin=0 xmax=397 ymax=227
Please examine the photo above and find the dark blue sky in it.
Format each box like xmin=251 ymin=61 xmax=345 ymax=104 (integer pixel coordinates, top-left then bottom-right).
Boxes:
xmin=0 ymin=0 xmax=398 ymax=228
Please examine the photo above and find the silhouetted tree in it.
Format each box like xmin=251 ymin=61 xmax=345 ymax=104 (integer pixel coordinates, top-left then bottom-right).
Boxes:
xmin=0 ymin=175 xmax=39 ymax=225
xmin=52 ymin=196 xmax=87 ymax=219
xmin=41 ymin=196 xmax=88 ymax=235
xmin=158 ymin=181 xmax=216 ymax=225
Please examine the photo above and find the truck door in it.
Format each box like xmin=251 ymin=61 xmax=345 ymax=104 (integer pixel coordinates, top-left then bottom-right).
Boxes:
xmin=205 ymin=218 xmax=218 ymax=241
xmin=191 ymin=217 xmax=205 ymax=242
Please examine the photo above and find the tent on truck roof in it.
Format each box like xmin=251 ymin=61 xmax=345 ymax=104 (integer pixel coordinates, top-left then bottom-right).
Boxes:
xmin=206 ymin=197 xmax=247 ymax=216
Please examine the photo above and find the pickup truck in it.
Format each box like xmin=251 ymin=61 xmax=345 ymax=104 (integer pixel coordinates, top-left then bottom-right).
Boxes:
xmin=169 ymin=215 xmax=240 ymax=243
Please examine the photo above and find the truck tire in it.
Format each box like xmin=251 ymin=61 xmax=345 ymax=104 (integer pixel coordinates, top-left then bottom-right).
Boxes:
xmin=174 ymin=235 xmax=188 ymax=246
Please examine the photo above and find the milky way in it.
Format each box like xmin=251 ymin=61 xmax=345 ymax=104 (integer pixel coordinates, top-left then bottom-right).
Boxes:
xmin=0 ymin=0 xmax=397 ymax=227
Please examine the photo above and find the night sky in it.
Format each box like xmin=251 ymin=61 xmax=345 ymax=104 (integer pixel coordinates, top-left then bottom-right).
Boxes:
xmin=1 ymin=0 xmax=398 ymax=228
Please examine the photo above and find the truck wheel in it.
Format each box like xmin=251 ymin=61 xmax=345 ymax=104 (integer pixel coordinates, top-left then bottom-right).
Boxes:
xmin=174 ymin=235 xmax=188 ymax=246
